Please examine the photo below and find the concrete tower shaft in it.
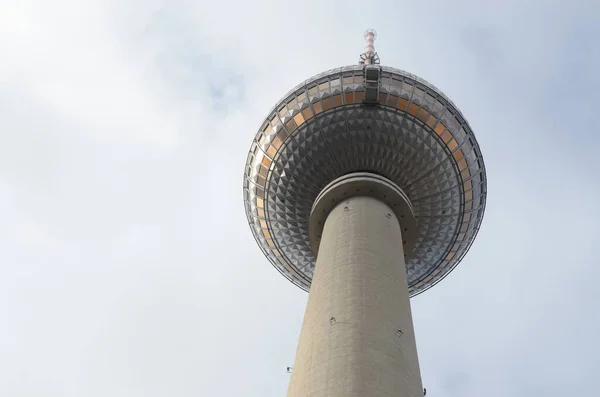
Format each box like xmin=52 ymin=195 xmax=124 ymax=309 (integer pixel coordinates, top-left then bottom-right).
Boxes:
xmin=287 ymin=194 xmax=422 ymax=397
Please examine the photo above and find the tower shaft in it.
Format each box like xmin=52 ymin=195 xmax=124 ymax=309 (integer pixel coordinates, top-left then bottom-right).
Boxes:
xmin=287 ymin=196 xmax=423 ymax=397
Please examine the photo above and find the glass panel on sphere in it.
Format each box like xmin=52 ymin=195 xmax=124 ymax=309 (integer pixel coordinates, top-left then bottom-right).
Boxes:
xmin=332 ymin=95 xmax=343 ymax=107
xmin=293 ymin=113 xmax=305 ymax=126
xmin=344 ymin=92 xmax=354 ymax=104
xmin=301 ymin=107 xmax=314 ymax=120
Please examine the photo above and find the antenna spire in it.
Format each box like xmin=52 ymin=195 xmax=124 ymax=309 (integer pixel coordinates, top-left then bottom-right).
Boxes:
xmin=360 ymin=29 xmax=380 ymax=65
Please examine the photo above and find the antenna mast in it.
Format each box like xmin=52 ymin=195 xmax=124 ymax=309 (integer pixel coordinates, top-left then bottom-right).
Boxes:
xmin=359 ymin=29 xmax=380 ymax=65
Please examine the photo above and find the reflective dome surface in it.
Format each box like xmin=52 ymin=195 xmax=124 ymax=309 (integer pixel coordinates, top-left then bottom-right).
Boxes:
xmin=243 ymin=65 xmax=487 ymax=296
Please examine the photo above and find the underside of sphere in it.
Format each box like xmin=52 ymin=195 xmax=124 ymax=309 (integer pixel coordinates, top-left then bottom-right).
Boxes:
xmin=243 ymin=64 xmax=487 ymax=297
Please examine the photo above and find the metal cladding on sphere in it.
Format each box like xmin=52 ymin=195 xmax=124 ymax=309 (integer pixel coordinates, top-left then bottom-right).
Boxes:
xmin=243 ymin=63 xmax=487 ymax=297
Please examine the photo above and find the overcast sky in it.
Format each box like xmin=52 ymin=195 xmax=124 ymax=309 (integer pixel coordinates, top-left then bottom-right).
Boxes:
xmin=1 ymin=0 xmax=599 ymax=396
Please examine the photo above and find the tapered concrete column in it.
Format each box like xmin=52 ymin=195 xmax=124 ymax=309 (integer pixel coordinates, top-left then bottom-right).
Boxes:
xmin=286 ymin=195 xmax=423 ymax=397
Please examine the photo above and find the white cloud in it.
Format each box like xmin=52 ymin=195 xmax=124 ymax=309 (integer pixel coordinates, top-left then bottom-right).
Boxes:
xmin=1 ymin=0 xmax=599 ymax=396
xmin=13 ymin=218 xmax=62 ymax=250
xmin=1 ymin=2 xmax=183 ymax=149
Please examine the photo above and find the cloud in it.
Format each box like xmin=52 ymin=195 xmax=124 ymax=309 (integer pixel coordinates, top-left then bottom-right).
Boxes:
xmin=1 ymin=0 xmax=600 ymax=396
xmin=0 ymin=1 xmax=181 ymax=149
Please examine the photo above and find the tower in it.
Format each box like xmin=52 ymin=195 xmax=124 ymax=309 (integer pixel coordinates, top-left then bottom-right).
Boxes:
xmin=243 ymin=31 xmax=487 ymax=396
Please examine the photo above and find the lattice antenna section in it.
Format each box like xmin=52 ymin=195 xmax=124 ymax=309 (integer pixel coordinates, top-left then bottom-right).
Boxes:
xmin=359 ymin=29 xmax=380 ymax=65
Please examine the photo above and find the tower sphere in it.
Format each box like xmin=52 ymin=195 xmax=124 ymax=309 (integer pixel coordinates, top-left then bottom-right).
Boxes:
xmin=243 ymin=64 xmax=487 ymax=297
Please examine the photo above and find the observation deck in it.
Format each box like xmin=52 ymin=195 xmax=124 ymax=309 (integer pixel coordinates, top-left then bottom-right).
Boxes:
xmin=243 ymin=63 xmax=487 ymax=297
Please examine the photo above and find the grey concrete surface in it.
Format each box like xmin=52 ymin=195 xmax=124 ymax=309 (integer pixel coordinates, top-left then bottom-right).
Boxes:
xmin=287 ymin=196 xmax=423 ymax=397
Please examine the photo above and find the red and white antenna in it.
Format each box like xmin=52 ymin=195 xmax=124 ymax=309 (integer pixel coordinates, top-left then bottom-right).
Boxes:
xmin=360 ymin=29 xmax=380 ymax=65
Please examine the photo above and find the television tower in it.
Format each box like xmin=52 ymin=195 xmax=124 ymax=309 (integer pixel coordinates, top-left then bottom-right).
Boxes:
xmin=243 ymin=30 xmax=487 ymax=397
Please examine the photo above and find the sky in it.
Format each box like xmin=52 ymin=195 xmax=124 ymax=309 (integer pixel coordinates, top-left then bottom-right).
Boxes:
xmin=1 ymin=0 xmax=599 ymax=396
